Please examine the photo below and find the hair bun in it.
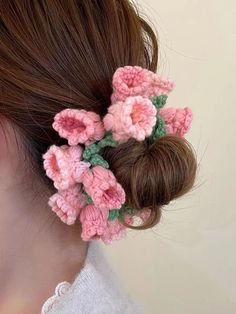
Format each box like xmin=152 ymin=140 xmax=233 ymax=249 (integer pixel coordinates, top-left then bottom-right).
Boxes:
xmin=101 ymin=134 xmax=197 ymax=230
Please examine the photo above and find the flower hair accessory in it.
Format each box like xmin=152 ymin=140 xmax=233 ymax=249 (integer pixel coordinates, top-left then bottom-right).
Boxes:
xmin=42 ymin=65 xmax=193 ymax=245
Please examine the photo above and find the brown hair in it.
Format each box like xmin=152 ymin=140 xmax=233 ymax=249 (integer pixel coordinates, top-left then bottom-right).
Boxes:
xmin=0 ymin=0 xmax=197 ymax=230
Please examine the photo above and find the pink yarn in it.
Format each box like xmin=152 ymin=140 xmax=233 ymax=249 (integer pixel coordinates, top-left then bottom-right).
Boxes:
xmin=42 ymin=144 xmax=90 ymax=190
xmin=101 ymin=215 xmax=134 ymax=245
xmin=111 ymin=65 xmax=153 ymax=103
xmin=80 ymin=205 xmax=109 ymax=241
xmin=48 ymin=184 xmax=87 ymax=225
xmin=42 ymin=65 xmax=193 ymax=245
xmin=148 ymin=72 xmax=175 ymax=98
xmin=82 ymin=166 xmax=126 ymax=210
xmin=103 ymin=96 xmax=157 ymax=143
xmin=52 ymin=108 xmax=105 ymax=146
xmin=159 ymin=107 xmax=193 ymax=137
xmin=111 ymin=65 xmax=175 ymax=103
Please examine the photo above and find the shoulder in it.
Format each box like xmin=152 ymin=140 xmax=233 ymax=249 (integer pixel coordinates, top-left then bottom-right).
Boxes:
xmin=44 ymin=241 xmax=142 ymax=314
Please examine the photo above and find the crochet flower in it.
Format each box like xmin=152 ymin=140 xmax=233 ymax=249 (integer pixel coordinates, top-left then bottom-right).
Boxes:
xmin=52 ymin=108 xmax=105 ymax=146
xmin=82 ymin=166 xmax=126 ymax=210
xmin=42 ymin=144 xmax=90 ymax=190
xmin=148 ymin=72 xmax=175 ymax=98
xmin=48 ymin=184 xmax=87 ymax=225
xmin=111 ymin=65 xmax=153 ymax=103
xmin=111 ymin=65 xmax=175 ymax=103
xmin=159 ymin=107 xmax=193 ymax=137
xmin=103 ymin=96 xmax=157 ymax=142
xmin=101 ymin=215 xmax=134 ymax=245
xmin=80 ymin=205 xmax=109 ymax=241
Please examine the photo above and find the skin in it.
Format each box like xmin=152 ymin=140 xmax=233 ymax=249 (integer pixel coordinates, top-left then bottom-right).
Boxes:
xmin=0 ymin=119 xmax=89 ymax=314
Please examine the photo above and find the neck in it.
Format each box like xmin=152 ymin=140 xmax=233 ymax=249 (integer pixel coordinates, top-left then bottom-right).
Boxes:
xmin=0 ymin=184 xmax=88 ymax=314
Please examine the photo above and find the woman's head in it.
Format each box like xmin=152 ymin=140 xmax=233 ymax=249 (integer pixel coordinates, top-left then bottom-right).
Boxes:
xmin=0 ymin=0 xmax=197 ymax=235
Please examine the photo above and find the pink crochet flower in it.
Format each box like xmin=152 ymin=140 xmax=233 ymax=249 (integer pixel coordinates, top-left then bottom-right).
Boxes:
xmin=101 ymin=215 xmax=134 ymax=245
xmin=148 ymin=72 xmax=175 ymax=98
xmin=52 ymin=108 xmax=105 ymax=146
xmin=42 ymin=144 xmax=90 ymax=190
xmin=80 ymin=205 xmax=109 ymax=241
xmin=111 ymin=65 xmax=153 ymax=103
xmin=103 ymin=96 xmax=157 ymax=142
xmin=48 ymin=184 xmax=87 ymax=225
xmin=159 ymin=107 xmax=193 ymax=137
xmin=111 ymin=65 xmax=175 ymax=102
xmin=82 ymin=166 xmax=126 ymax=210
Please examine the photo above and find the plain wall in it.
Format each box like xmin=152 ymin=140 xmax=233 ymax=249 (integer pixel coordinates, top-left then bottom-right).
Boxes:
xmin=102 ymin=1 xmax=236 ymax=313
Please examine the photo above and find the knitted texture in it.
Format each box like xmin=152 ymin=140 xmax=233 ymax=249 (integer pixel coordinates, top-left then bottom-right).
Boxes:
xmin=101 ymin=215 xmax=134 ymax=245
xmin=42 ymin=145 xmax=90 ymax=190
xmin=83 ymin=133 xmax=118 ymax=168
xmin=150 ymin=115 xmax=167 ymax=142
xmin=80 ymin=204 xmax=109 ymax=241
xmin=42 ymin=65 xmax=193 ymax=245
xmin=103 ymin=96 xmax=157 ymax=142
xmin=111 ymin=65 xmax=174 ymax=102
xmin=159 ymin=107 xmax=193 ymax=137
xmin=53 ymin=108 xmax=105 ymax=146
xmin=48 ymin=184 xmax=87 ymax=225
xmin=151 ymin=94 xmax=168 ymax=109
xmin=82 ymin=166 xmax=126 ymax=211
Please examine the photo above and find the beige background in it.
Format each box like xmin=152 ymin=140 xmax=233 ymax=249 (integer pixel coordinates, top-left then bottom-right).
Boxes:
xmin=102 ymin=1 xmax=236 ymax=313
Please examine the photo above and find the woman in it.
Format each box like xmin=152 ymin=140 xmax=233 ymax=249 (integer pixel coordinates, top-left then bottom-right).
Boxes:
xmin=0 ymin=1 xmax=197 ymax=313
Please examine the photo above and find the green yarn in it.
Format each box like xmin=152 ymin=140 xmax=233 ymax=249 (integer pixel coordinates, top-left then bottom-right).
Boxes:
xmin=108 ymin=204 xmax=137 ymax=221
xmin=83 ymin=144 xmax=100 ymax=161
xmin=89 ymin=154 xmax=109 ymax=168
xmin=97 ymin=132 xmax=118 ymax=149
xmin=150 ymin=115 xmax=167 ymax=142
xmin=108 ymin=209 xmax=120 ymax=220
xmin=85 ymin=193 xmax=93 ymax=205
xmin=82 ymin=133 xmax=118 ymax=167
xmin=151 ymin=95 xmax=168 ymax=109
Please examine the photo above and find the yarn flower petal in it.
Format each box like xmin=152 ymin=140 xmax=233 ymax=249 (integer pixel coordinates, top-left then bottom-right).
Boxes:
xmin=111 ymin=65 xmax=175 ymax=102
xmin=103 ymin=96 xmax=157 ymax=143
xmin=159 ymin=107 xmax=193 ymax=137
xmin=147 ymin=73 xmax=175 ymax=98
xmin=111 ymin=65 xmax=153 ymax=103
xmin=101 ymin=215 xmax=134 ymax=245
xmin=42 ymin=144 xmax=90 ymax=190
xmin=48 ymin=184 xmax=87 ymax=225
xmin=82 ymin=166 xmax=126 ymax=210
xmin=80 ymin=204 xmax=109 ymax=241
xmin=52 ymin=108 xmax=105 ymax=146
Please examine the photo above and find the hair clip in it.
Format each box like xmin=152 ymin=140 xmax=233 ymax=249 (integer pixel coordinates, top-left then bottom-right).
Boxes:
xmin=42 ymin=65 xmax=193 ymax=245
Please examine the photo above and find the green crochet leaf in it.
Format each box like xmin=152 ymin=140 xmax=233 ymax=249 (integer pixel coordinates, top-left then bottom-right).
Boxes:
xmin=108 ymin=209 xmax=120 ymax=220
xmin=89 ymin=154 xmax=109 ymax=168
xmin=83 ymin=144 xmax=100 ymax=161
xmin=151 ymin=95 xmax=168 ymax=109
xmin=108 ymin=204 xmax=138 ymax=222
xmin=98 ymin=132 xmax=118 ymax=149
xmin=150 ymin=115 xmax=167 ymax=142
